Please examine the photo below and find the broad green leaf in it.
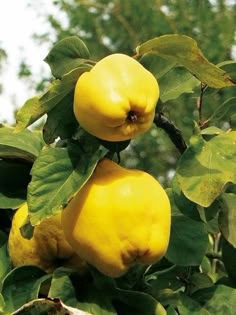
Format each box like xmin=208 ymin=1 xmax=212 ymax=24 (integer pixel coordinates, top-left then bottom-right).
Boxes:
xmin=0 ymin=125 xmax=44 ymax=162
xmin=176 ymin=128 xmax=236 ymax=207
xmin=166 ymin=189 xmax=208 ymax=266
xmin=166 ymin=306 xmax=178 ymax=315
xmin=1 ymin=266 xmax=46 ymax=313
xmin=0 ymin=231 xmax=10 ymax=282
xmin=158 ymin=67 xmax=199 ymax=102
xmin=114 ymin=288 xmax=167 ymax=315
xmin=166 ymin=215 xmax=208 ymax=266
xmin=192 ymin=284 xmax=236 ymax=314
xmin=136 ymin=35 xmax=236 ymax=88
xmin=44 ymin=35 xmax=91 ymax=78
xmin=27 ymin=140 xmax=108 ymax=225
xmin=0 ymin=160 xmax=30 ymax=209
xmin=16 ymin=66 xmax=90 ymax=131
xmin=218 ymin=193 xmax=236 ymax=247
xmin=43 ymin=91 xmax=78 ymax=144
xmin=207 ymin=97 xmax=236 ymax=123
xmin=188 ymin=273 xmax=214 ymax=295
xmin=48 ymin=268 xmax=78 ymax=307
xmin=177 ymin=293 xmax=209 ymax=315
xmin=222 ymin=238 xmax=236 ymax=284
xmin=171 ymin=177 xmax=201 ymax=221
xmin=139 ymin=53 xmax=176 ymax=79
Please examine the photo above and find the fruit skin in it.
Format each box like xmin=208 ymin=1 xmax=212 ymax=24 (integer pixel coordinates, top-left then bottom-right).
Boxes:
xmin=8 ymin=203 xmax=85 ymax=273
xmin=73 ymin=53 xmax=159 ymax=141
xmin=61 ymin=158 xmax=171 ymax=278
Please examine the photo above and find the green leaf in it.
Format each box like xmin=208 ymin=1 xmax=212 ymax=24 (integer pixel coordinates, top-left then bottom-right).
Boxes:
xmin=177 ymin=293 xmax=209 ymax=315
xmin=0 ymin=160 xmax=31 ymax=209
xmin=176 ymin=129 xmax=236 ymax=207
xmin=139 ymin=54 xmax=176 ymax=79
xmin=0 ymin=231 xmax=10 ymax=282
xmin=136 ymin=35 xmax=236 ymax=88
xmin=207 ymin=97 xmax=236 ymax=123
xmin=0 ymin=125 xmax=44 ymax=162
xmin=27 ymin=139 xmax=108 ymax=225
xmin=166 ymin=215 xmax=208 ymax=266
xmin=192 ymin=284 xmax=236 ymax=314
xmin=1 ymin=266 xmax=46 ymax=313
xmin=43 ymin=91 xmax=78 ymax=144
xmin=218 ymin=193 xmax=236 ymax=247
xmin=15 ymin=66 xmax=90 ymax=131
xmin=222 ymin=238 xmax=236 ymax=284
xmin=44 ymin=36 xmax=91 ymax=78
xmin=171 ymin=177 xmax=201 ymax=221
xmin=188 ymin=273 xmax=214 ymax=295
xmin=114 ymin=288 xmax=167 ymax=315
xmin=165 ymin=189 xmax=208 ymax=266
xmin=48 ymin=268 xmax=78 ymax=307
xmin=158 ymin=67 xmax=199 ymax=102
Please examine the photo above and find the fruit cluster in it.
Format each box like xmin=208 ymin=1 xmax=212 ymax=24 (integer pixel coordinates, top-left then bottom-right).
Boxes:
xmin=8 ymin=54 xmax=171 ymax=278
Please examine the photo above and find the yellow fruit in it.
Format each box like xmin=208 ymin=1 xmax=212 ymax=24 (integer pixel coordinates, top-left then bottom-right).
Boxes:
xmin=73 ymin=53 xmax=159 ymax=141
xmin=61 ymin=158 xmax=171 ymax=278
xmin=8 ymin=203 xmax=85 ymax=273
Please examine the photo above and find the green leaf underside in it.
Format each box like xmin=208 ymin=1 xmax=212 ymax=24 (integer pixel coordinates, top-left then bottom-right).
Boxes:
xmin=137 ymin=35 xmax=236 ymax=88
xmin=44 ymin=35 xmax=90 ymax=78
xmin=159 ymin=67 xmax=199 ymax=102
xmin=0 ymin=232 xmax=10 ymax=282
xmin=176 ymin=130 xmax=236 ymax=207
xmin=0 ymin=125 xmax=44 ymax=162
xmin=15 ymin=66 xmax=91 ymax=132
xmin=27 ymin=143 xmax=108 ymax=225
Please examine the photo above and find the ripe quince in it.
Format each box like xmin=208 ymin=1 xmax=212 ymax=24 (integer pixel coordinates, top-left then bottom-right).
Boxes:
xmin=8 ymin=203 xmax=85 ymax=273
xmin=73 ymin=53 xmax=159 ymax=141
xmin=61 ymin=158 xmax=171 ymax=278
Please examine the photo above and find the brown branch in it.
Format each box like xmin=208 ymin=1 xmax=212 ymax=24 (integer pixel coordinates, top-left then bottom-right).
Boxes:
xmin=153 ymin=111 xmax=187 ymax=154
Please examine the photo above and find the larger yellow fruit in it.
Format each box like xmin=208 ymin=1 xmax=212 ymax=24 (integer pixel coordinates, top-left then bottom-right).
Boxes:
xmin=61 ymin=158 xmax=171 ymax=278
xmin=8 ymin=203 xmax=85 ymax=273
xmin=73 ymin=53 xmax=159 ymax=141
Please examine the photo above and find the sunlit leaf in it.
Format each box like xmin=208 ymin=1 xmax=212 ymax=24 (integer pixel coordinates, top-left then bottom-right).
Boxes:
xmin=137 ymin=35 xmax=236 ymax=88
xmin=44 ymin=35 xmax=91 ymax=78
xmin=27 ymin=139 xmax=108 ymax=225
xmin=16 ymin=66 xmax=90 ymax=131
xmin=176 ymin=127 xmax=236 ymax=207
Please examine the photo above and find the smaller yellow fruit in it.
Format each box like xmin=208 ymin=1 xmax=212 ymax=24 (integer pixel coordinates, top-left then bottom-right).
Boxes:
xmin=8 ymin=203 xmax=85 ymax=273
xmin=61 ymin=158 xmax=171 ymax=278
xmin=73 ymin=53 xmax=159 ymax=141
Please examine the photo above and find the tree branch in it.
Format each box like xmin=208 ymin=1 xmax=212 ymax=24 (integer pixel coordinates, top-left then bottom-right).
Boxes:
xmin=153 ymin=111 xmax=187 ymax=154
